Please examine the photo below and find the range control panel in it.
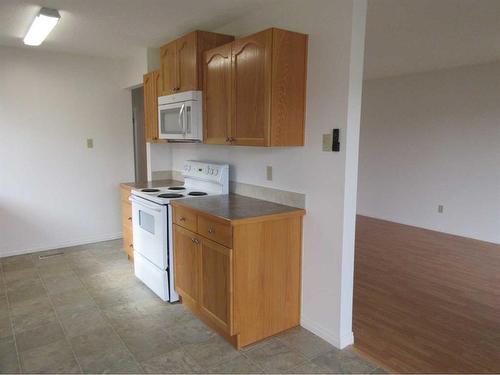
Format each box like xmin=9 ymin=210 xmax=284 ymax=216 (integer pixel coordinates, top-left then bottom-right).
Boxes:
xmin=183 ymin=160 xmax=229 ymax=186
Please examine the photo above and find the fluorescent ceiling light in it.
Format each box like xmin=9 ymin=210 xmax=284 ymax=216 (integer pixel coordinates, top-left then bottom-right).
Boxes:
xmin=23 ymin=8 xmax=60 ymax=46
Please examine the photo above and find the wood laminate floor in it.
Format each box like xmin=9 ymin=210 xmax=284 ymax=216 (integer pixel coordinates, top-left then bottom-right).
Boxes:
xmin=353 ymin=215 xmax=500 ymax=373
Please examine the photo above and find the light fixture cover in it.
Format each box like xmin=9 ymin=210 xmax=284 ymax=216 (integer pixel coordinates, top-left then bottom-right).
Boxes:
xmin=23 ymin=8 xmax=60 ymax=46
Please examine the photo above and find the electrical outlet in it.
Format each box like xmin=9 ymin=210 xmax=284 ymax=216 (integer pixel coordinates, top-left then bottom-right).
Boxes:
xmin=266 ymin=166 xmax=273 ymax=181
xmin=86 ymin=138 xmax=94 ymax=149
xmin=438 ymin=205 xmax=444 ymax=213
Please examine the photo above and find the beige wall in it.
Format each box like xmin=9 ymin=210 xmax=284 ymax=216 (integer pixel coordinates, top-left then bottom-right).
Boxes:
xmin=0 ymin=46 xmax=135 ymax=256
xmin=358 ymin=62 xmax=500 ymax=244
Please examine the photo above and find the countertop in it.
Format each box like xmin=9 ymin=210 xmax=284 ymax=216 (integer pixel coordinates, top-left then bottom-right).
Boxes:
xmin=120 ymin=179 xmax=183 ymax=190
xmin=171 ymin=194 xmax=305 ymax=222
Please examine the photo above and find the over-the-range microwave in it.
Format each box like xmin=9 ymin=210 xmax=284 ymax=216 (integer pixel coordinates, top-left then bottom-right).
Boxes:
xmin=158 ymin=91 xmax=202 ymax=142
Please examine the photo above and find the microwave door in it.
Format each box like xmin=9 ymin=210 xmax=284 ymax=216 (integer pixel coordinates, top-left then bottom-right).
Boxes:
xmin=158 ymin=104 xmax=185 ymax=139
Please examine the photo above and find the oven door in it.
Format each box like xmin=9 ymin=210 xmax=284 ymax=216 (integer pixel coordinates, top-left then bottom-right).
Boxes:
xmin=130 ymin=196 xmax=167 ymax=269
xmin=158 ymin=100 xmax=198 ymax=140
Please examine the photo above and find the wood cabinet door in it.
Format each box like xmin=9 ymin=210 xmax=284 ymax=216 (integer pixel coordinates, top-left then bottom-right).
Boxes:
xmin=199 ymin=237 xmax=233 ymax=334
xmin=231 ymin=30 xmax=272 ymax=146
xmin=143 ymin=70 xmax=160 ymax=142
xmin=160 ymin=40 xmax=177 ymax=95
xmin=176 ymin=32 xmax=197 ymax=92
xmin=203 ymin=43 xmax=232 ymax=144
xmin=173 ymin=225 xmax=200 ymax=305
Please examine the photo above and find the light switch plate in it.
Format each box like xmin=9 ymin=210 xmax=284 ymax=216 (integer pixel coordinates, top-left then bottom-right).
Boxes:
xmin=86 ymin=138 xmax=94 ymax=149
xmin=266 ymin=166 xmax=273 ymax=181
xmin=322 ymin=133 xmax=332 ymax=151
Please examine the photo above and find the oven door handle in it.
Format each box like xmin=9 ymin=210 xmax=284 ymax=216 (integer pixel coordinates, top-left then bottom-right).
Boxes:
xmin=129 ymin=196 xmax=162 ymax=212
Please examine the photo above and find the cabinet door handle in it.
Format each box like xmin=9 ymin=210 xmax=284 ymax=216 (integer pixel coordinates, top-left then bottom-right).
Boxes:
xmin=127 ymin=217 xmax=132 ymax=221
xmin=179 ymin=217 xmax=186 ymax=222
xmin=208 ymin=227 xmax=215 ymax=234
xmin=191 ymin=238 xmax=199 ymax=245
xmin=225 ymin=137 xmax=230 ymax=143
xmin=129 ymin=244 xmax=133 ymax=248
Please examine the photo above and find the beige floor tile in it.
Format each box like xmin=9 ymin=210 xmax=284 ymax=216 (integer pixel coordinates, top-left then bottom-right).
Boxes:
xmin=208 ymin=353 xmax=264 ymax=373
xmin=19 ymin=339 xmax=80 ymax=373
xmin=49 ymin=287 xmax=96 ymax=315
xmin=168 ymin=314 xmax=216 ymax=345
xmin=0 ymin=336 xmax=20 ymax=373
xmin=244 ymin=338 xmax=309 ymax=373
xmin=10 ymin=298 xmax=56 ymax=334
xmin=15 ymin=321 xmax=65 ymax=352
xmin=116 ymin=325 xmax=179 ymax=362
xmin=6 ymin=282 xmax=47 ymax=305
xmin=277 ymin=326 xmax=335 ymax=358
xmin=43 ymin=274 xmax=85 ymax=295
xmin=310 ymin=348 xmax=378 ymax=374
xmin=0 ymin=315 xmax=13 ymax=339
xmin=59 ymin=306 xmax=109 ymax=338
xmin=184 ymin=334 xmax=240 ymax=368
xmin=140 ymin=347 xmax=203 ymax=374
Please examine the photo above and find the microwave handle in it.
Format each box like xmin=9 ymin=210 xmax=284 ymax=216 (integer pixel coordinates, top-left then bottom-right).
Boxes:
xmin=179 ymin=104 xmax=185 ymax=133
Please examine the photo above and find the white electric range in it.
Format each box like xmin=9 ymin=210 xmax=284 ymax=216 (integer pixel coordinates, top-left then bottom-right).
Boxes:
xmin=130 ymin=160 xmax=229 ymax=302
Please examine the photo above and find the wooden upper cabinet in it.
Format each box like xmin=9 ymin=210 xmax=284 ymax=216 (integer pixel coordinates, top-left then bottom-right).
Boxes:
xmin=176 ymin=32 xmax=197 ymax=92
xmin=160 ymin=41 xmax=177 ymax=96
xmin=231 ymin=30 xmax=272 ymax=146
xmin=203 ymin=43 xmax=232 ymax=144
xmin=143 ymin=70 xmax=162 ymax=142
xmin=202 ymin=28 xmax=308 ymax=147
xmin=160 ymin=31 xmax=234 ymax=96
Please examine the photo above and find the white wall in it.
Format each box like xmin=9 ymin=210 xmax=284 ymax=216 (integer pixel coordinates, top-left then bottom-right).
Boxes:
xmin=358 ymin=62 xmax=500 ymax=244
xmin=151 ymin=0 xmax=367 ymax=348
xmin=0 ymin=46 xmax=135 ymax=256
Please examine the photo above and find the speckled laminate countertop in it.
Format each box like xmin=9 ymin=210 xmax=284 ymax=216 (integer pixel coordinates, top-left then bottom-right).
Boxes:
xmin=120 ymin=179 xmax=183 ymax=190
xmin=171 ymin=194 xmax=305 ymax=221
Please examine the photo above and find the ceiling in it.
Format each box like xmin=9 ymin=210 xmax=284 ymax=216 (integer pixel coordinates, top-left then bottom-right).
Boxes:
xmin=1 ymin=0 xmax=499 ymax=78
xmin=0 ymin=0 xmax=270 ymax=59
xmin=364 ymin=0 xmax=500 ymax=79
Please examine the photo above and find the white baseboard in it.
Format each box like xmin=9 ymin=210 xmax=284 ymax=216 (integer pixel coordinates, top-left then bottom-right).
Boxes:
xmin=301 ymin=315 xmax=354 ymax=349
xmin=0 ymin=232 xmax=123 ymax=258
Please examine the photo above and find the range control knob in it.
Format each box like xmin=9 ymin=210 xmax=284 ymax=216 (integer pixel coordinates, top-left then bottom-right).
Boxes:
xmin=213 ymin=168 xmax=218 ymax=176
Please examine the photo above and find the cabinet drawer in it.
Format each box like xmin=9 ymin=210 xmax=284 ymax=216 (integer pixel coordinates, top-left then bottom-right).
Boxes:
xmin=174 ymin=206 xmax=197 ymax=232
xmin=198 ymin=216 xmax=232 ymax=248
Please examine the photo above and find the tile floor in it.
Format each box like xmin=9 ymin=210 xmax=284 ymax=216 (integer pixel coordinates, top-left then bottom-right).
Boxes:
xmin=0 ymin=239 xmax=384 ymax=374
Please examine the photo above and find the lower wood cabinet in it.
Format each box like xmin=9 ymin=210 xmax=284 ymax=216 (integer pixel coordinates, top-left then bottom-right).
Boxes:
xmin=173 ymin=226 xmax=200 ymax=305
xmin=172 ymin=203 xmax=304 ymax=349
xmin=120 ymin=185 xmax=134 ymax=260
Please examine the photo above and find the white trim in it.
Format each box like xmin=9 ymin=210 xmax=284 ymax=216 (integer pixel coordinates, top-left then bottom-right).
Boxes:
xmin=0 ymin=232 xmax=123 ymax=258
xmin=301 ymin=315 xmax=354 ymax=349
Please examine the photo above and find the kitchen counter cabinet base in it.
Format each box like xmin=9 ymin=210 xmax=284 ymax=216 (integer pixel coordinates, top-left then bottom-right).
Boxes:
xmin=172 ymin=202 xmax=303 ymax=349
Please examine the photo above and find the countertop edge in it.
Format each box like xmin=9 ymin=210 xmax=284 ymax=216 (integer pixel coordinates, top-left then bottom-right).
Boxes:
xmin=170 ymin=195 xmax=306 ymax=223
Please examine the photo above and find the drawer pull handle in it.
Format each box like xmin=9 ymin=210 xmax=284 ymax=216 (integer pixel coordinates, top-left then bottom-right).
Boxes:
xmin=128 ymin=217 xmax=132 ymax=221
xmin=179 ymin=217 xmax=186 ymax=222
xmin=208 ymin=227 xmax=215 ymax=234
xmin=191 ymin=238 xmax=200 ymax=245
xmin=129 ymin=244 xmax=133 ymax=248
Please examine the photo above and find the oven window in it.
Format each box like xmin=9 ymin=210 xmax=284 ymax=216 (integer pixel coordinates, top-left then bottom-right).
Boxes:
xmin=139 ymin=210 xmax=155 ymax=234
xmin=160 ymin=107 xmax=183 ymax=134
